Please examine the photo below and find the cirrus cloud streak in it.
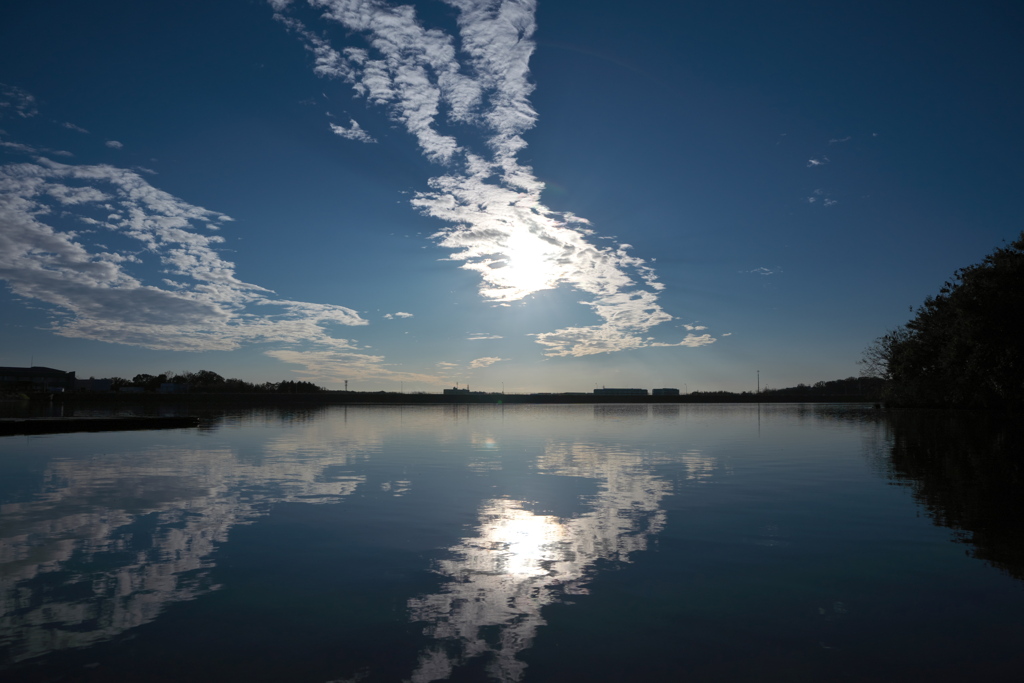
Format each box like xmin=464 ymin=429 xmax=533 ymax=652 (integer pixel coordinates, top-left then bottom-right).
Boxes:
xmin=0 ymin=156 xmax=370 ymax=358
xmin=273 ymin=0 xmax=712 ymax=357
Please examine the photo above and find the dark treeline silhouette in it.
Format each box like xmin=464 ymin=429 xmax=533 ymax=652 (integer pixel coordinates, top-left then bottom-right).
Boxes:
xmin=880 ymin=411 xmax=1024 ymax=581
xmin=751 ymin=376 xmax=885 ymax=400
xmin=677 ymin=376 xmax=883 ymax=402
xmin=111 ymin=370 xmax=325 ymax=394
xmin=861 ymin=232 xmax=1024 ymax=408
xmin=82 ymin=372 xmax=879 ymax=404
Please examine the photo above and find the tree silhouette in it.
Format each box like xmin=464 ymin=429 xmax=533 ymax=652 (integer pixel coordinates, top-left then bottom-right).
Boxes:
xmin=863 ymin=232 xmax=1024 ymax=407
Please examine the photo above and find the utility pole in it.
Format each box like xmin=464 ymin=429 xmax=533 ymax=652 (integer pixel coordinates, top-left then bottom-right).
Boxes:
xmin=345 ymin=379 xmax=349 ymax=392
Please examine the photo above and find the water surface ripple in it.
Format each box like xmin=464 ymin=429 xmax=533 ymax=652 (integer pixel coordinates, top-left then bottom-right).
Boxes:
xmin=1 ymin=404 xmax=1022 ymax=682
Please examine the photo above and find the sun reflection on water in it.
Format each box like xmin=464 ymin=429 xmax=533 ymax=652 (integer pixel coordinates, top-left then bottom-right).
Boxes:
xmin=484 ymin=501 xmax=565 ymax=578
xmin=407 ymin=438 xmax=680 ymax=682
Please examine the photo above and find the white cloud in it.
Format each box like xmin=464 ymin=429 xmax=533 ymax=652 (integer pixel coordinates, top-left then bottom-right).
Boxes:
xmin=329 ymin=118 xmax=377 ymax=143
xmin=0 ymin=84 xmax=38 ymax=119
xmin=266 ymin=348 xmax=442 ymax=384
xmin=0 ymin=157 xmax=368 ymax=358
xmin=682 ymin=324 xmax=707 ymax=330
xmin=0 ymin=138 xmax=37 ymax=154
xmin=273 ymin=0 xmax=707 ymax=358
xmin=383 ymin=311 xmax=413 ymax=319
xmin=276 ymin=2 xmax=465 ymax=163
xmin=650 ymin=334 xmax=715 ymax=348
xmin=0 ymin=133 xmax=74 ymax=158
xmin=62 ymin=122 xmax=89 ymax=133
xmin=469 ymin=356 xmax=503 ymax=369
xmin=105 ymin=140 xmax=124 ymax=149
xmin=746 ymin=267 xmax=778 ymax=276
xmin=806 ymin=157 xmax=828 ymax=167
xmin=807 ymin=188 xmax=836 ymax=207
xmin=533 ymin=323 xmax=654 ymax=357
xmin=467 ymin=333 xmax=502 ymax=340
xmin=828 ymin=136 xmax=851 ymax=144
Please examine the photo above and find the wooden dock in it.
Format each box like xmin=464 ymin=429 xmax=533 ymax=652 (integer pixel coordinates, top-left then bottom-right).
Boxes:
xmin=0 ymin=416 xmax=200 ymax=436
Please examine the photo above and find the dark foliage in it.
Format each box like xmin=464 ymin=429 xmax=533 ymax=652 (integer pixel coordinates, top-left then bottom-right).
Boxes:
xmin=862 ymin=232 xmax=1024 ymax=407
xmin=120 ymin=370 xmax=325 ymax=394
xmin=882 ymin=411 xmax=1024 ymax=581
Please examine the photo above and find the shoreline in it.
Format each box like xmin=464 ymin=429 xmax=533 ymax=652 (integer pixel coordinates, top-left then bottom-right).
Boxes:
xmin=15 ymin=391 xmax=880 ymax=407
xmin=0 ymin=415 xmax=201 ymax=436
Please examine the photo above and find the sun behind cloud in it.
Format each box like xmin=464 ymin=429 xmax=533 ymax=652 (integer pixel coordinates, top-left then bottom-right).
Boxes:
xmin=273 ymin=0 xmax=713 ymax=358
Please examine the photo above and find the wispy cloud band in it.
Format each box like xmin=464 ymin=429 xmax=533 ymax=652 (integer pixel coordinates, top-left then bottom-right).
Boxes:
xmin=0 ymin=157 xmax=368 ymax=355
xmin=274 ymin=0 xmax=710 ymax=357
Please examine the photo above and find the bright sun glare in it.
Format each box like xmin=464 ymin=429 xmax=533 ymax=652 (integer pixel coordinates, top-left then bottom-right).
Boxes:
xmin=483 ymin=500 xmax=565 ymax=577
xmin=482 ymin=229 xmax=563 ymax=302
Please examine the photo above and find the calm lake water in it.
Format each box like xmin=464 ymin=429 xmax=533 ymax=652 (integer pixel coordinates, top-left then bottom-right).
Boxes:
xmin=1 ymin=403 xmax=1022 ymax=682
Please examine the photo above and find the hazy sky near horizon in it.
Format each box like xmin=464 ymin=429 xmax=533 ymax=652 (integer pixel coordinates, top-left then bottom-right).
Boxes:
xmin=1 ymin=0 xmax=1022 ymax=392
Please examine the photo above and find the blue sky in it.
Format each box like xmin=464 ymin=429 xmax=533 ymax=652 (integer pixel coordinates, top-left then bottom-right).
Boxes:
xmin=1 ymin=0 xmax=1021 ymax=393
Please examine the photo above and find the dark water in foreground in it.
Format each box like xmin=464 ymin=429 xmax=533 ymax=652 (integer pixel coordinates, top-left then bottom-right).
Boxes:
xmin=1 ymin=404 xmax=1022 ymax=682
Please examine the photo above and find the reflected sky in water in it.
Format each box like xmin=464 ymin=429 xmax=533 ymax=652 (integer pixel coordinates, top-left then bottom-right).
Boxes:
xmin=2 ymin=404 xmax=1023 ymax=682
xmin=0 ymin=411 xmax=371 ymax=664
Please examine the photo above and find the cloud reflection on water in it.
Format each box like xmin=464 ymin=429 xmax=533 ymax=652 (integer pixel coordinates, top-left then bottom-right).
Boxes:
xmin=1 ymin=405 xmax=723 ymax=680
xmin=406 ymin=436 xmax=681 ymax=683
xmin=0 ymin=414 xmax=375 ymax=664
